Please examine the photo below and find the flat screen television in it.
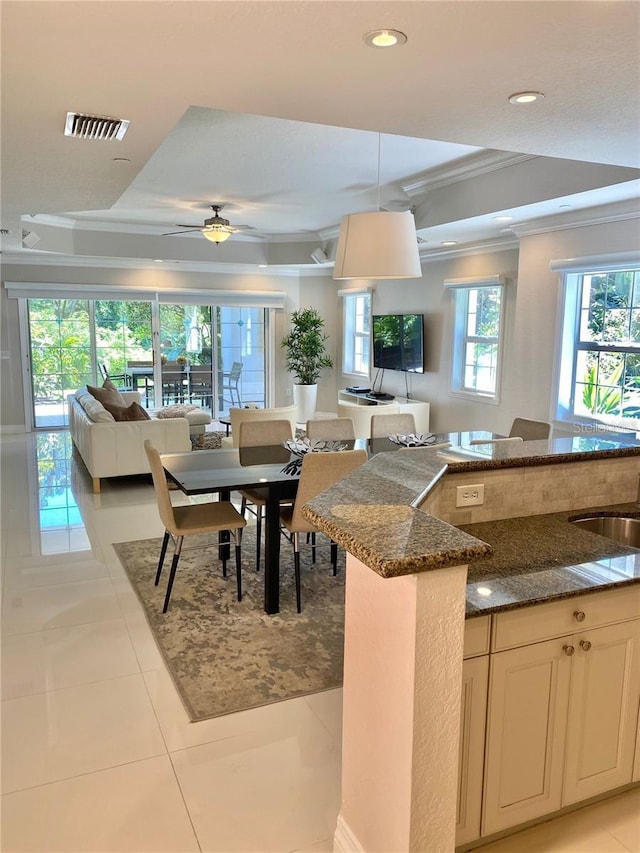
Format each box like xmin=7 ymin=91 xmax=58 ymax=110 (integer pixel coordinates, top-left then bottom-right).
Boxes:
xmin=372 ymin=313 xmax=424 ymax=373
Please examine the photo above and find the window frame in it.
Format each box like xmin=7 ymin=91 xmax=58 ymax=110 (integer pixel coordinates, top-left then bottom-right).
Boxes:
xmin=554 ymin=259 xmax=640 ymax=430
xmin=447 ymin=276 xmax=506 ymax=404
xmin=341 ymin=289 xmax=372 ymax=378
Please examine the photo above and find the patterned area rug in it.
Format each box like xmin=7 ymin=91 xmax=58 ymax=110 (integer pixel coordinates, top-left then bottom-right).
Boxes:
xmin=191 ymin=431 xmax=226 ymax=450
xmin=113 ymin=529 xmax=345 ymax=721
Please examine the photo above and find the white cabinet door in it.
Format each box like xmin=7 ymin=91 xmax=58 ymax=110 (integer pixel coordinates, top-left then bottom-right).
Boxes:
xmin=456 ymin=655 xmax=489 ymax=846
xmin=563 ymin=619 xmax=640 ymax=805
xmin=482 ymin=638 xmax=572 ymax=835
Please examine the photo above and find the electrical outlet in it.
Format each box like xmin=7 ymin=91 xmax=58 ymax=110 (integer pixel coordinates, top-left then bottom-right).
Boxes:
xmin=456 ymin=484 xmax=485 ymax=507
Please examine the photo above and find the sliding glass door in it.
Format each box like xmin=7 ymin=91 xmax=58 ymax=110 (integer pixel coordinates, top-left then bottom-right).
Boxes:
xmin=28 ymin=299 xmax=92 ymax=428
xmin=26 ymin=296 xmax=267 ymax=427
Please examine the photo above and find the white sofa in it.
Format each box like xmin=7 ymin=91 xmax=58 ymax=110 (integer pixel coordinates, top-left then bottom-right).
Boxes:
xmin=68 ymin=388 xmax=192 ymax=493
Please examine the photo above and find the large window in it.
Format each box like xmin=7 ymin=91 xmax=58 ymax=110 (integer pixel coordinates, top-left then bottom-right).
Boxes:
xmin=556 ymin=265 xmax=640 ymax=426
xmin=342 ymin=291 xmax=371 ymax=376
xmin=449 ymin=278 xmax=504 ymax=401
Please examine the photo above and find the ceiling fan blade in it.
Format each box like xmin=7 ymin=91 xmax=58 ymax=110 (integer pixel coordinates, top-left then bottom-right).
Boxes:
xmin=162 ymin=228 xmax=201 ymax=236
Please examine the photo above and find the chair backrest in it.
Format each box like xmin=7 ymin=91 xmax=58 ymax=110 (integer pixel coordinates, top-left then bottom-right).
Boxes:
xmin=239 ymin=418 xmax=293 ymax=447
xmin=227 ymin=362 xmax=243 ymax=382
xmin=469 ymin=436 xmax=524 ymax=446
xmin=144 ymin=440 xmax=177 ymax=533
xmin=370 ymin=412 xmax=416 ymax=438
xmin=509 ymin=417 xmax=552 ymax=441
xmin=337 ymin=401 xmax=400 ymax=439
xmin=228 ymin=405 xmax=298 ymax=447
xmin=306 ymin=417 xmax=356 ymax=441
xmin=99 ymin=363 xmax=109 ymax=380
xmin=291 ymin=449 xmax=368 ymax=531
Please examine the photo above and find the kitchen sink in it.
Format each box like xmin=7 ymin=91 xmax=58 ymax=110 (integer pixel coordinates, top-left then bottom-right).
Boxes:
xmin=570 ymin=516 xmax=640 ymax=548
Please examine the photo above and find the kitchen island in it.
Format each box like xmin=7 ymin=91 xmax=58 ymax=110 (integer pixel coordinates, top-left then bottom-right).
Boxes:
xmin=303 ymin=434 xmax=640 ymax=853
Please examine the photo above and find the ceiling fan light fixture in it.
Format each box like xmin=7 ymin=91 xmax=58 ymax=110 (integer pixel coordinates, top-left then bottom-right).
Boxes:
xmin=202 ymin=227 xmax=232 ymax=243
xmin=364 ymin=28 xmax=407 ymax=48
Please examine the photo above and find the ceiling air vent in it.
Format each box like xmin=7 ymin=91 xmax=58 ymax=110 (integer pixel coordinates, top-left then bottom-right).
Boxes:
xmin=64 ymin=112 xmax=130 ymax=141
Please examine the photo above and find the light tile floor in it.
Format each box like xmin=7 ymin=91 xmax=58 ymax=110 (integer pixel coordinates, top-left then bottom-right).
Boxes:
xmin=1 ymin=431 xmax=639 ymax=852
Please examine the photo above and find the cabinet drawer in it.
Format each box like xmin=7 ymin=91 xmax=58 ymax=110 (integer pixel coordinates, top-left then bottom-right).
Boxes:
xmin=464 ymin=615 xmax=491 ymax=658
xmin=492 ymin=585 xmax=640 ymax=651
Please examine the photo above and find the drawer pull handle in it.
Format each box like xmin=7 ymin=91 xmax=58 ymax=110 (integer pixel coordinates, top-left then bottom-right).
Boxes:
xmin=563 ymin=644 xmax=575 ymax=656
xmin=580 ymin=640 xmax=592 ymax=652
xmin=574 ymin=610 xmax=586 ymax=622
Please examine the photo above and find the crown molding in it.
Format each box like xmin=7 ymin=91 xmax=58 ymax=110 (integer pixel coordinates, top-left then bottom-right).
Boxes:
xmin=510 ymin=198 xmax=640 ymax=237
xmin=0 ymin=250 xmax=324 ymax=277
xmin=402 ymin=151 xmax=537 ymax=197
xmin=418 ymin=234 xmax=519 ymax=261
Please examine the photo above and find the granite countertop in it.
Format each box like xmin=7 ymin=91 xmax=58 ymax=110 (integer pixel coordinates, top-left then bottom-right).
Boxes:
xmin=303 ymin=437 xmax=640 ymax=581
xmin=460 ymin=503 xmax=640 ymax=617
xmin=303 ymin=434 xmax=640 ymax=577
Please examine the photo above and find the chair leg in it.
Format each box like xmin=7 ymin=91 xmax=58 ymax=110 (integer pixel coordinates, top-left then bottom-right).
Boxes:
xmin=311 ymin=531 xmax=316 ymax=564
xmin=256 ymin=506 xmax=262 ymax=571
xmin=162 ymin=536 xmax=183 ymax=613
xmin=240 ymin=496 xmax=247 ymax=518
xmin=155 ymin=530 xmax=170 ymax=586
xmin=331 ymin=541 xmax=338 ymax=575
xmin=235 ymin=529 xmax=242 ymax=601
xmin=293 ymin=532 xmax=301 ymax=613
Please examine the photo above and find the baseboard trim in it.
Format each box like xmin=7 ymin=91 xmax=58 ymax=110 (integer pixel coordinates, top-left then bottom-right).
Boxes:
xmin=0 ymin=424 xmax=27 ymax=434
xmin=334 ymin=813 xmax=364 ymax=853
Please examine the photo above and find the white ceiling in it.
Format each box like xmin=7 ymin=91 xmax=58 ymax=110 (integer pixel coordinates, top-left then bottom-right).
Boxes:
xmin=2 ymin=0 xmax=639 ymax=272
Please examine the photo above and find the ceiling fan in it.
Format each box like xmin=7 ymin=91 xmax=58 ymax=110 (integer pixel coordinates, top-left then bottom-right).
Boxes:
xmin=162 ymin=204 xmax=255 ymax=243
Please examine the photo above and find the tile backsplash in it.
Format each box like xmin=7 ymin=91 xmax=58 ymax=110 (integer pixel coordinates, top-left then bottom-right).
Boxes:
xmin=421 ymin=456 xmax=640 ymax=524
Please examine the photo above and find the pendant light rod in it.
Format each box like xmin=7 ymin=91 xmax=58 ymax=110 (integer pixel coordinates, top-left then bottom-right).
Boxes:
xmin=377 ymin=133 xmax=381 ymax=212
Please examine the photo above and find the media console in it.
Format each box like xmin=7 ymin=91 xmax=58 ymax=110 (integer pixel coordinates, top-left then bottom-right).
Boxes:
xmin=337 ymin=389 xmax=430 ymax=436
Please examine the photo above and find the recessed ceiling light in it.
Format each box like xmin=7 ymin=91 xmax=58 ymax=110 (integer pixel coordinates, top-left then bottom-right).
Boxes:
xmin=441 ymin=240 xmax=458 ymax=247
xmin=508 ymin=91 xmax=545 ymax=104
xmin=153 ymin=259 xmax=164 ymax=263
xmin=258 ymin=264 xmax=267 ymax=268
xmin=363 ymin=28 xmax=407 ymax=48
xmin=493 ymin=215 xmax=513 ymax=222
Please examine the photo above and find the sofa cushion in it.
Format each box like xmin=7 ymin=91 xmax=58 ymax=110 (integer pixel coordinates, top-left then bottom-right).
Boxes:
xmin=103 ymin=401 xmax=151 ymax=422
xmin=75 ymin=388 xmax=115 ymax=423
xmin=156 ymin=403 xmax=199 ymax=419
xmin=87 ymin=381 xmax=127 ymax=408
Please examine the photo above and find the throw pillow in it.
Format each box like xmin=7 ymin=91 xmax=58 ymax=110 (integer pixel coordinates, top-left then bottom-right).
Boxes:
xmin=87 ymin=381 xmax=126 ymax=408
xmin=103 ymin=401 xmax=151 ymax=422
xmin=156 ymin=403 xmax=199 ymax=419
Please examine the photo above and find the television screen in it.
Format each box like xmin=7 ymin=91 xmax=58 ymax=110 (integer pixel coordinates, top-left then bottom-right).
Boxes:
xmin=372 ymin=314 xmax=424 ymax=373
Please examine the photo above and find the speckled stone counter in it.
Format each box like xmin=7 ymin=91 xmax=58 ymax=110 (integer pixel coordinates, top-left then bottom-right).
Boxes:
xmin=303 ymin=436 xmax=640 ymax=585
xmin=461 ymin=502 xmax=640 ymax=616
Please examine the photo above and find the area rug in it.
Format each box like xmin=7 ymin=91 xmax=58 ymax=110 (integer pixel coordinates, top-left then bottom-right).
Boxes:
xmin=113 ymin=529 xmax=345 ymax=722
xmin=191 ymin=431 xmax=226 ymax=450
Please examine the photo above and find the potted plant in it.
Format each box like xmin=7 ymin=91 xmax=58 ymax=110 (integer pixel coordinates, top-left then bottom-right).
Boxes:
xmin=281 ymin=308 xmax=333 ymax=422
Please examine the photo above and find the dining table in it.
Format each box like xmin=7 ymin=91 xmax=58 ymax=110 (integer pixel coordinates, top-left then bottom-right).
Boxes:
xmin=160 ymin=430 xmax=497 ymax=614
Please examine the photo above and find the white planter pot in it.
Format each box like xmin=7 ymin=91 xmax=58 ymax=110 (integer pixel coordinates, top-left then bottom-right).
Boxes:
xmin=293 ymin=383 xmax=318 ymax=424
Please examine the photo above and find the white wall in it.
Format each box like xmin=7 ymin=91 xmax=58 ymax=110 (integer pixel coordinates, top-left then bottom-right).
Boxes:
xmin=3 ymin=214 xmax=639 ymax=432
xmin=338 ymin=249 xmax=520 ymax=434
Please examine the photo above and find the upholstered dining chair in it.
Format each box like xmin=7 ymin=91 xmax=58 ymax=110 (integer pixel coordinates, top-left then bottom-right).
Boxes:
xmin=370 ymin=412 xmax=417 ymax=438
xmin=306 ymin=417 xmax=356 ymax=441
xmin=280 ymin=449 xmax=367 ymax=612
xmin=144 ymin=440 xmax=246 ymax=613
xmin=237 ymin=419 xmax=295 ymax=571
xmin=509 ymin=417 xmax=552 ymax=441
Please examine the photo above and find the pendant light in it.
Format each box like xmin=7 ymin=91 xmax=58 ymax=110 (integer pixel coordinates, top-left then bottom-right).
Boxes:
xmin=333 ymin=134 xmax=422 ymax=280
